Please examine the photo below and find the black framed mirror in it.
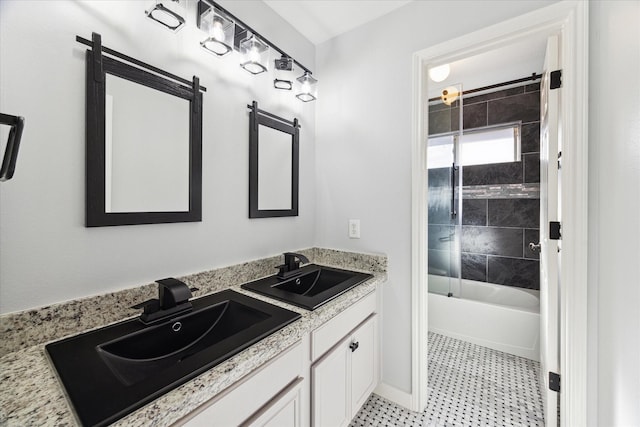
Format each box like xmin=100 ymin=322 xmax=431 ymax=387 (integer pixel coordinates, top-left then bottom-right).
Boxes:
xmin=248 ymin=101 xmax=299 ymax=218
xmin=0 ymin=112 xmax=24 ymax=182
xmin=83 ymin=33 xmax=203 ymax=227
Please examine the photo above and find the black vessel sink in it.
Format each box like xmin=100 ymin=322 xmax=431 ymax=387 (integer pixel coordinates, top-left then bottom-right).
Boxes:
xmin=241 ymin=264 xmax=373 ymax=310
xmin=46 ymin=290 xmax=300 ymax=427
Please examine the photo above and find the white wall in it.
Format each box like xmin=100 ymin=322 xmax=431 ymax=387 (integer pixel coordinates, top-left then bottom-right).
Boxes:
xmin=588 ymin=1 xmax=640 ymax=426
xmin=314 ymin=0 xmax=557 ymax=395
xmin=0 ymin=0 xmax=316 ymax=314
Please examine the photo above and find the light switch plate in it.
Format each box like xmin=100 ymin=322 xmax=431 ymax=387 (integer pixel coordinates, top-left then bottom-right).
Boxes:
xmin=348 ymin=219 xmax=360 ymax=239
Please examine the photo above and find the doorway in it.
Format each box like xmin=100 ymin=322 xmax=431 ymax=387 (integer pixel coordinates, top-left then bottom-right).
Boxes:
xmin=410 ymin=2 xmax=588 ymax=425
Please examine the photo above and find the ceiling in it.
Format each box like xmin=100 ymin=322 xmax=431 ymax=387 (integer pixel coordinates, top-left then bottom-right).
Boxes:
xmin=261 ymin=0 xmax=546 ymax=97
xmin=263 ymin=0 xmax=413 ymax=45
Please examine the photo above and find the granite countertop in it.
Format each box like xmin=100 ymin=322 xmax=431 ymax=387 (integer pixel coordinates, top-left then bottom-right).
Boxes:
xmin=0 ymin=248 xmax=387 ymax=426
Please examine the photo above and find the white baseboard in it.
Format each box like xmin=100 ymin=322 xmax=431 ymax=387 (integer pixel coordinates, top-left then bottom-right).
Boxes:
xmin=374 ymin=382 xmax=414 ymax=410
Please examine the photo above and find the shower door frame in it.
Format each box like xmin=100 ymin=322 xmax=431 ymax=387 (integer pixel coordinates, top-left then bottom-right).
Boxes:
xmin=410 ymin=1 xmax=589 ymax=425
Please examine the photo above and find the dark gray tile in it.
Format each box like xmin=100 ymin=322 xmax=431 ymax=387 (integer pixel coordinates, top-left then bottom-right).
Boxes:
xmin=428 ymin=249 xmax=459 ymax=278
xmin=463 ymin=102 xmax=487 ymax=130
xmin=464 ymin=86 xmax=524 ymax=105
xmin=429 ymin=108 xmax=451 ymax=135
xmin=487 ymin=92 xmax=540 ymax=125
xmin=521 ymin=122 xmax=540 ymax=154
xmin=487 ymin=256 xmax=540 ymax=289
xmin=463 ymin=161 xmax=523 ymax=185
xmin=524 ymin=229 xmax=540 ymax=260
xmin=524 ymin=153 xmax=540 ymax=183
xmin=429 ymin=102 xmax=450 ymax=113
xmin=428 ymin=225 xmax=456 ymax=250
xmin=462 ymin=199 xmax=487 ymax=226
xmin=450 ymin=107 xmax=460 ymax=132
xmin=488 ymin=199 xmax=539 ymax=228
xmin=525 ymin=82 xmax=541 ymax=92
xmin=461 ymin=253 xmax=487 ymax=282
xmin=461 ymin=226 xmax=523 ymax=257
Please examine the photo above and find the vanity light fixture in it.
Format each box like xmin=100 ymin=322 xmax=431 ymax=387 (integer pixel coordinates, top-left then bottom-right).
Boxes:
xmin=296 ymin=72 xmax=317 ymax=102
xmin=274 ymin=56 xmax=294 ymax=90
xmin=145 ymin=0 xmax=185 ymax=32
xmin=196 ymin=0 xmax=318 ymax=102
xmin=199 ymin=6 xmax=235 ymax=56
xmin=240 ymin=34 xmax=269 ymax=75
xmin=429 ymin=64 xmax=450 ymax=82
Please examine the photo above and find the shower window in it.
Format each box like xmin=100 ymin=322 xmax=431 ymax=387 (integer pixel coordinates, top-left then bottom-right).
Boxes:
xmin=428 ymin=123 xmax=521 ymax=169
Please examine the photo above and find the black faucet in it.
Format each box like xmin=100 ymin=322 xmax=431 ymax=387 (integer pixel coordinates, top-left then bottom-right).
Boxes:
xmin=276 ymin=252 xmax=310 ymax=279
xmin=133 ymin=278 xmax=196 ymax=324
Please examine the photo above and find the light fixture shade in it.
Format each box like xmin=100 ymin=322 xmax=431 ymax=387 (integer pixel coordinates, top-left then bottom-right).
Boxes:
xmin=296 ymin=72 xmax=317 ymax=102
xmin=146 ymin=0 xmax=185 ymax=32
xmin=274 ymin=56 xmax=293 ymax=90
xmin=429 ymin=64 xmax=450 ymax=82
xmin=240 ymin=35 xmax=269 ymax=75
xmin=200 ymin=7 xmax=235 ymax=57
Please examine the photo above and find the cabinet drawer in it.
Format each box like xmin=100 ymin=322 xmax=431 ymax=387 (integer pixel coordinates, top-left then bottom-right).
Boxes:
xmin=242 ymin=377 xmax=304 ymax=427
xmin=177 ymin=341 xmax=303 ymax=426
xmin=311 ymin=291 xmax=376 ymax=361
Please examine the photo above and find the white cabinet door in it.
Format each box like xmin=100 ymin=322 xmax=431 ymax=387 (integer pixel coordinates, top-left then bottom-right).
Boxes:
xmin=312 ymin=342 xmax=350 ymax=427
xmin=350 ymin=316 xmax=377 ymax=413
xmin=312 ymin=314 xmax=378 ymax=427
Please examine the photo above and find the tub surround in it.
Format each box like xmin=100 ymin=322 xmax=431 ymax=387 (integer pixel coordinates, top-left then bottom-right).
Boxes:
xmin=0 ymin=248 xmax=386 ymax=426
xmin=428 ymin=82 xmax=542 ymax=291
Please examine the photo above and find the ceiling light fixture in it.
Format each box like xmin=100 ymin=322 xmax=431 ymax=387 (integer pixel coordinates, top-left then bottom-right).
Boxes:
xmin=146 ymin=0 xmax=185 ymax=32
xmin=196 ymin=1 xmax=317 ymax=102
xmin=429 ymin=64 xmax=450 ymax=83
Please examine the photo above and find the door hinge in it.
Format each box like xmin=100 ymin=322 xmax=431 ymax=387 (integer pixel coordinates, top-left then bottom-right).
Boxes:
xmin=549 ymin=372 xmax=560 ymax=392
xmin=557 ymin=151 xmax=562 ymax=169
xmin=550 ymin=221 xmax=561 ymax=240
xmin=550 ymin=70 xmax=562 ymax=90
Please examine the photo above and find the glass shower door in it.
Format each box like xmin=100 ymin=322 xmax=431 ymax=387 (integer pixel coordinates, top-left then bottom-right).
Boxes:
xmin=426 ymin=83 xmax=463 ymax=297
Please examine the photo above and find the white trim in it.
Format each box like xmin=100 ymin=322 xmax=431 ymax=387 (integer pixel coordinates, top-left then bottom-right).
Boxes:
xmin=374 ymin=382 xmax=414 ymax=410
xmin=410 ymin=1 xmax=589 ymax=423
xmin=410 ymin=47 xmax=429 ymax=412
xmin=557 ymin=4 xmax=589 ymax=426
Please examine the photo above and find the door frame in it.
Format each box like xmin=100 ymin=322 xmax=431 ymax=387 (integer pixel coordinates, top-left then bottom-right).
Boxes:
xmin=410 ymin=1 xmax=588 ymax=425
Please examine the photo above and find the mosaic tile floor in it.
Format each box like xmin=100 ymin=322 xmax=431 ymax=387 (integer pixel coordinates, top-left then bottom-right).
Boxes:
xmin=349 ymin=333 xmax=544 ymax=426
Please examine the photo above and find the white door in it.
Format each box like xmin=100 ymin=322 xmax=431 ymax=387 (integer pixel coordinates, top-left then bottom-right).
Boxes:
xmin=539 ymin=34 xmax=561 ymax=427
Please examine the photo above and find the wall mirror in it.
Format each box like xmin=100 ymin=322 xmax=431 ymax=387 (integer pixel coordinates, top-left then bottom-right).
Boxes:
xmin=82 ymin=33 xmax=204 ymax=227
xmin=248 ymin=101 xmax=299 ymax=218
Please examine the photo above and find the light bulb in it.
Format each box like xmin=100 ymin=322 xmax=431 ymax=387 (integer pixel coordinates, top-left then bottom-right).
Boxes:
xmin=211 ymin=19 xmax=225 ymax=41
xmin=248 ymin=46 xmax=260 ymax=63
xmin=429 ymin=64 xmax=450 ymax=83
xmin=301 ymin=81 xmax=310 ymax=93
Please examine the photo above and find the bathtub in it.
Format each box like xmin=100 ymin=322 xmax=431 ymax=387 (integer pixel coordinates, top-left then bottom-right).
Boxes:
xmin=428 ymin=275 xmax=540 ymax=361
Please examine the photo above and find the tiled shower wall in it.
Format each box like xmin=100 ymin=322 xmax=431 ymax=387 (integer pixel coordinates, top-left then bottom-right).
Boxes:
xmin=428 ymin=83 xmax=541 ymax=290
